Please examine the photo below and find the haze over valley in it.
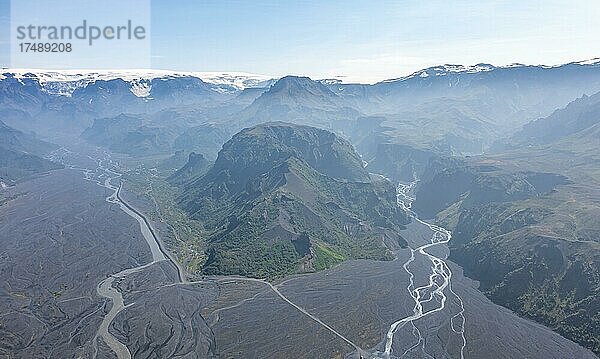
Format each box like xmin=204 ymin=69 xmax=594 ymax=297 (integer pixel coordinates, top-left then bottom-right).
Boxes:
xmin=1 ymin=58 xmax=599 ymax=358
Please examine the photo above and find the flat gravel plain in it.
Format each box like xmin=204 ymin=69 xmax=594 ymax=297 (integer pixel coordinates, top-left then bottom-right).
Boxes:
xmin=204 ymin=221 xmax=597 ymax=359
xmin=0 ymin=169 xmax=152 ymax=357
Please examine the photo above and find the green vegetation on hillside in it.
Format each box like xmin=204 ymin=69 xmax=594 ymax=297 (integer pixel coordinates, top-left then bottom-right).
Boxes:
xmin=415 ymin=156 xmax=600 ymax=355
xmin=176 ymin=123 xmax=408 ymax=279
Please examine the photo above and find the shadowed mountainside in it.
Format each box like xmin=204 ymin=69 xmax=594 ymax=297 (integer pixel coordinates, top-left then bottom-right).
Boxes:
xmin=0 ymin=120 xmax=62 ymax=182
xmin=413 ymin=153 xmax=599 ymax=355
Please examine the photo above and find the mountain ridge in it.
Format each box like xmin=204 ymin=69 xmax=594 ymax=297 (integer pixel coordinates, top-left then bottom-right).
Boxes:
xmin=4 ymin=57 xmax=600 ymax=89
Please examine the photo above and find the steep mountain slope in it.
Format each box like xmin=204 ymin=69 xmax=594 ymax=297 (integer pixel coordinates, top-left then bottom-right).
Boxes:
xmin=332 ymin=61 xmax=600 ymax=119
xmin=496 ymin=88 xmax=600 ymax=186
xmin=508 ymin=91 xmax=600 ymax=147
xmin=173 ymin=123 xmax=231 ymax=160
xmin=0 ymin=148 xmax=61 ymax=183
xmin=235 ymin=76 xmax=360 ymax=132
xmin=480 ymin=94 xmax=600 ymax=355
xmin=81 ymin=114 xmax=143 ymax=146
xmin=0 ymin=120 xmax=62 ymax=182
xmin=70 ymin=76 xmax=236 ymax=116
xmin=81 ymin=114 xmax=180 ymax=156
xmin=0 ymin=120 xmax=57 ymax=155
xmin=176 ymin=122 xmax=408 ymax=278
xmin=168 ymin=152 xmax=211 ymax=186
xmin=0 ymin=73 xmax=241 ymax=134
xmin=225 ymin=61 xmax=600 ymax=168
xmin=412 ymin=153 xmax=600 ymax=354
xmin=158 ymin=150 xmax=191 ymax=173
xmin=0 ymin=75 xmax=49 ymax=115
xmin=332 ymin=61 xmax=600 ymax=156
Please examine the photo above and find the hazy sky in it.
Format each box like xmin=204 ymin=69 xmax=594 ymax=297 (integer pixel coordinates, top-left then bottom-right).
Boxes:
xmin=2 ymin=0 xmax=600 ymax=82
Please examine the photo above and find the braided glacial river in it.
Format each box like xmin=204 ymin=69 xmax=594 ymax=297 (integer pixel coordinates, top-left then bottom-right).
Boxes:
xmin=39 ymin=148 xmax=596 ymax=358
xmin=372 ymin=181 xmax=467 ymax=358
xmin=48 ymin=149 xmax=175 ymax=359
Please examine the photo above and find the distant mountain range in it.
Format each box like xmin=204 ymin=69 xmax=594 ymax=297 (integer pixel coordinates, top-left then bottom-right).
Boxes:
xmin=4 ymin=59 xmax=600 ymax=160
xmin=1 ymin=69 xmax=275 ymax=95
xmin=5 ymin=58 xmax=599 ymax=94
xmin=5 ymin=59 xmax=600 ymax=178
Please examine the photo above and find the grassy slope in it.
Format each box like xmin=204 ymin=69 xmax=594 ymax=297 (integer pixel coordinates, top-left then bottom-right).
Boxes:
xmin=198 ymin=158 xmax=406 ymax=279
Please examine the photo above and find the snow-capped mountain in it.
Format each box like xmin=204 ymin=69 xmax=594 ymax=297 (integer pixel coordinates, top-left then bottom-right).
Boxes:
xmin=381 ymin=63 xmax=496 ymax=83
xmin=4 ymin=58 xmax=600 ymax=98
xmin=0 ymin=69 xmax=275 ymax=97
xmin=191 ymin=72 xmax=276 ymax=91
xmin=380 ymin=58 xmax=600 ymax=84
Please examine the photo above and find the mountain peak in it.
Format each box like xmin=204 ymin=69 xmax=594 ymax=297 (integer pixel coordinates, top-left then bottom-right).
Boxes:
xmin=269 ymin=75 xmax=331 ymax=93
xmin=258 ymin=75 xmax=341 ymax=103
xmin=176 ymin=122 xmax=408 ymax=278
xmin=213 ymin=121 xmax=370 ymax=185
